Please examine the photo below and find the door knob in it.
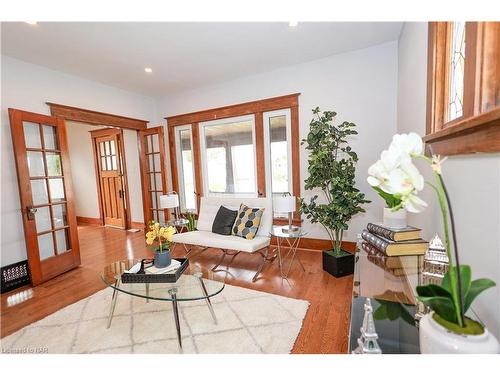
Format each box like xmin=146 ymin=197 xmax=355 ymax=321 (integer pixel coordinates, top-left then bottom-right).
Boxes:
xmin=27 ymin=206 xmax=37 ymax=220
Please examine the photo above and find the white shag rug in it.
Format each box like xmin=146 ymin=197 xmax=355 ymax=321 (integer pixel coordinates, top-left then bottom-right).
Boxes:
xmin=1 ymin=283 xmax=309 ymax=354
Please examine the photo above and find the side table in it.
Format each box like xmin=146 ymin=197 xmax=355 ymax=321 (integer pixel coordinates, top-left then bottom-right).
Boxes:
xmin=270 ymin=226 xmax=307 ymax=279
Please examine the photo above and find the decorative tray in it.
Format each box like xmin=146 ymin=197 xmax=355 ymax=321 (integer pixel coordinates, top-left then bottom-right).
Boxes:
xmin=121 ymin=258 xmax=189 ymax=284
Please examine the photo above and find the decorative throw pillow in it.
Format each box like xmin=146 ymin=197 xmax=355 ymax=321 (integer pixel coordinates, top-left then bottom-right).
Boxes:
xmin=212 ymin=206 xmax=238 ymax=236
xmin=232 ymin=204 xmax=265 ymax=240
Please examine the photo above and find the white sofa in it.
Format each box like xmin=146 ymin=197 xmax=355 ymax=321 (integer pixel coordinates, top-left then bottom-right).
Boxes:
xmin=172 ymin=196 xmax=274 ymax=281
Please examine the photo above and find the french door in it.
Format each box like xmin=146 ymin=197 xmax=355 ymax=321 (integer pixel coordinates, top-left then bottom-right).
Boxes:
xmin=91 ymin=128 xmax=127 ymax=229
xmin=9 ymin=109 xmax=81 ymax=286
xmin=138 ymin=127 xmax=169 ymax=225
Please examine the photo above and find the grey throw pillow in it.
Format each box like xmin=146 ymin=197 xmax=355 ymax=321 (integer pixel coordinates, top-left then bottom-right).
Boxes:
xmin=212 ymin=206 xmax=238 ymax=235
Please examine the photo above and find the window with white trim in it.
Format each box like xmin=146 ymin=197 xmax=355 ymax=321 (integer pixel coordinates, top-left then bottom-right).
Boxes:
xmin=263 ymin=109 xmax=292 ymax=197
xmin=174 ymin=125 xmax=196 ymax=211
xmin=199 ymin=115 xmax=257 ymax=197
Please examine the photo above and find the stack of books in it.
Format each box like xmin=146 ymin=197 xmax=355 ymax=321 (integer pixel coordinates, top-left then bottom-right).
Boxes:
xmin=361 ymin=223 xmax=428 ymax=257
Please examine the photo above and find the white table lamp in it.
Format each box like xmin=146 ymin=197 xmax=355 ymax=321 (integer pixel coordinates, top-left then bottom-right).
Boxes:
xmin=273 ymin=194 xmax=300 ymax=233
xmin=159 ymin=192 xmax=181 ymax=224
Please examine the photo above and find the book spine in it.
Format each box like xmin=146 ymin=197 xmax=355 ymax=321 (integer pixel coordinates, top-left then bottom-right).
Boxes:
xmin=361 ymin=229 xmax=389 ymax=255
xmin=366 ymin=223 xmax=395 ymax=241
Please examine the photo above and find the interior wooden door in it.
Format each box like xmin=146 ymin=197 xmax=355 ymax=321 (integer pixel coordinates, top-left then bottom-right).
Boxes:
xmin=92 ymin=129 xmax=127 ymax=228
xmin=8 ymin=108 xmax=81 ymax=286
xmin=138 ymin=127 xmax=168 ymax=225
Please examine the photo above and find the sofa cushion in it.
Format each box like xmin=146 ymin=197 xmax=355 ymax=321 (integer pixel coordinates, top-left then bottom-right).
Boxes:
xmin=172 ymin=231 xmax=270 ymax=253
xmin=212 ymin=206 xmax=238 ymax=235
xmin=232 ymin=204 xmax=265 ymax=240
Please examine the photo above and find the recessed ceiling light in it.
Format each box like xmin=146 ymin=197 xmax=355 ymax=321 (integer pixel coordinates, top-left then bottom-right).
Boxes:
xmin=288 ymin=21 xmax=298 ymax=28
xmin=144 ymin=67 xmax=153 ymax=73
xmin=25 ymin=21 xmax=38 ymax=25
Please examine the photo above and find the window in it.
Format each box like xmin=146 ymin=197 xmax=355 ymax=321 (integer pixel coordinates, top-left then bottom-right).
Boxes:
xmin=425 ymin=22 xmax=500 ymax=155
xmin=264 ymin=109 xmax=292 ymax=197
xmin=175 ymin=125 xmax=196 ymax=211
xmin=166 ymin=93 xmax=301 ymax=223
xmin=200 ymin=115 xmax=257 ymax=197
xmin=447 ymin=22 xmax=466 ymax=122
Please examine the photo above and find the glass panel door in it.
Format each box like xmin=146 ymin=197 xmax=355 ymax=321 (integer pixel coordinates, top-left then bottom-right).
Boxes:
xmin=138 ymin=127 xmax=168 ymax=225
xmin=25 ymin=122 xmax=69 ymax=260
xmin=9 ymin=109 xmax=81 ymax=285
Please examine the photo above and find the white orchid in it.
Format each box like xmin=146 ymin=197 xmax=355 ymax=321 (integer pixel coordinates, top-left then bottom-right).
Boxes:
xmin=390 ymin=132 xmax=424 ymax=157
xmin=402 ymin=192 xmax=428 ymax=213
xmin=367 ymin=132 xmax=427 ymax=213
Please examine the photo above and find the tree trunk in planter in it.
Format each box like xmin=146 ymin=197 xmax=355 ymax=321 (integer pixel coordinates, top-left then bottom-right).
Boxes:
xmin=322 ymin=249 xmax=354 ymax=277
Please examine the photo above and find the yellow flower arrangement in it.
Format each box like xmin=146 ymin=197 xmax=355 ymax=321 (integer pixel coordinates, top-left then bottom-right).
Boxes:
xmin=145 ymin=221 xmax=176 ymax=253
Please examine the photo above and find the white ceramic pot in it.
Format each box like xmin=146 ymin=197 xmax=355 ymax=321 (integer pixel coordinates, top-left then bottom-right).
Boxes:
xmin=419 ymin=313 xmax=500 ymax=354
xmin=383 ymin=207 xmax=407 ymax=229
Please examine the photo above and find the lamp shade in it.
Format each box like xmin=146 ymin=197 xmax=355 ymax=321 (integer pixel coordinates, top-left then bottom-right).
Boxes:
xmin=159 ymin=194 xmax=179 ymax=209
xmin=273 ymin=195 xmax=296 ymax=213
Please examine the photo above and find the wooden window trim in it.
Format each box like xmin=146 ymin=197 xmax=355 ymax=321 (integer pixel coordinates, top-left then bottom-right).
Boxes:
xmin=47 ymin=102 xmax=148 ymax=131
xmin=165 ymin=93 xmax=299 ymax=126
xmin=425 ymin=22 xmax=500 ymax=156
xmin=165 ymin=93 xmax=302 ymax=224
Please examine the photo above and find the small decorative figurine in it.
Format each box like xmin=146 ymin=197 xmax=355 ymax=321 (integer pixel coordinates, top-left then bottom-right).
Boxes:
xmin=352 ymin=298 xmax=382 ymax=354
xmin=422 ymin=234 xmax=449 ymax=283
xmin=416 ymin=234 xmax=450 ymax=321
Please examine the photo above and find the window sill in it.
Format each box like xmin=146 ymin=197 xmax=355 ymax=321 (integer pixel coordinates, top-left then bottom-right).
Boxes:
xmin=424 ymin=107 xmax=500 ymax=156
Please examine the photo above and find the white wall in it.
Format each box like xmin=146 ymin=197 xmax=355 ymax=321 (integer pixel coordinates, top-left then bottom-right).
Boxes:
xmin=66 ymin=122 xmax=102 ymax=218
xmin=65 ymin=122 xmax=144 ymax=223
xmin=1 ymin=56 xmax=156 ymax=266
xmin=159 ymin=41 xmax=399 ymax=242
xmin=398 ymin=22 xmax=500 ymax=338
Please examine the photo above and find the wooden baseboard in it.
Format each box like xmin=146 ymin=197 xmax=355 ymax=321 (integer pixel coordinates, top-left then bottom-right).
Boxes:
xmin=271 ymin=236 xmax=356 ymax=253
xmin=76 ymin=216 xmax=102 ymax=226
xmin=131 ymin=222 xmax=145 ymax=230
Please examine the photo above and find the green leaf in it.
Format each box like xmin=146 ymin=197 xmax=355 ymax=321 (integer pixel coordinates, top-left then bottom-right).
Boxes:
xmin=416 ymin=284 xmax=452 ymax=299
xmin=372 ymin=186 xmax=401 ymax=208
xmin=416 ymin=284 xmax=457 ymax=323
xmin=417 ymin=296 xmax=456 ymax=323
xmin=463 ymin=278 xmax=496 ymax=313
xmin=373 ymin=304 xmax=387 ymax=320
xmin=441 ymin=265 xmax=472 ymax=299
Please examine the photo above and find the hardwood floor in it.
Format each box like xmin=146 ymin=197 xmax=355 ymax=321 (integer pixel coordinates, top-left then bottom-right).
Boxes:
xmin=1 ymin=224 xmax=353 ymax=353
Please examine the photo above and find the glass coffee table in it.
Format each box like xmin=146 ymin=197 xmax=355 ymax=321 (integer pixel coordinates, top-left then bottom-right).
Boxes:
xmin=101 ymin=259 xmax=225 ymax=350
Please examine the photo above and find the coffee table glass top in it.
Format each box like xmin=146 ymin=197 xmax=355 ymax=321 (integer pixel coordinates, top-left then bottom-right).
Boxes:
xmin=101 ymin=259 xmax=225 ymax=302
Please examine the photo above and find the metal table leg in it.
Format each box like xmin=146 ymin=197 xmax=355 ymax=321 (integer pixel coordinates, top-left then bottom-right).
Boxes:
xmin=195 ymin=273 xmax=217 ymax=324
xmin=168 ymin=288 xmax=182 ymax=350
xmin=279 ymin=236 xmax=305 ymax=279
xmin=145 ymin=282 xmax=150 ymax=303
xmin=106 ymin=279 xmax=120 ymax=329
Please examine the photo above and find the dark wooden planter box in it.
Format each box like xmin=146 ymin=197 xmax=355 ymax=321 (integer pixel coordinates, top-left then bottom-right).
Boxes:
xmin=322 ymin=249 xmax=354 ymax=278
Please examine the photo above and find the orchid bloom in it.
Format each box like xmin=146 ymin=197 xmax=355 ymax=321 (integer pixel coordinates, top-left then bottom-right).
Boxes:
xmin=367 ymin=132 xmax=427 ymax=213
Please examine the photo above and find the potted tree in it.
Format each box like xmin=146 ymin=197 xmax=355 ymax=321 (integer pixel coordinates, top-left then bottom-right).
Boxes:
xmin=301 ymin=107 xmax=369 ymax=278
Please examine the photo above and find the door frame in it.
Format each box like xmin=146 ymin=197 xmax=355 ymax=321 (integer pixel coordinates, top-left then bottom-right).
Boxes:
xmin=90 ymin=127 xmax=132 ymax=229
xmin=8 ymin=108 xmax=81 ymax=286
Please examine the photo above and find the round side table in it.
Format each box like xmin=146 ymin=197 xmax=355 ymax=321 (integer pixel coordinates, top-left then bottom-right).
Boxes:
xmin=270 ymin=226 xmax=308 ymax=279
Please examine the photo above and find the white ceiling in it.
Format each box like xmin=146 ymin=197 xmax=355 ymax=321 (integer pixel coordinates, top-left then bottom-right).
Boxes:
xmin=1 ymin=22 xmax=403 ymax=97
